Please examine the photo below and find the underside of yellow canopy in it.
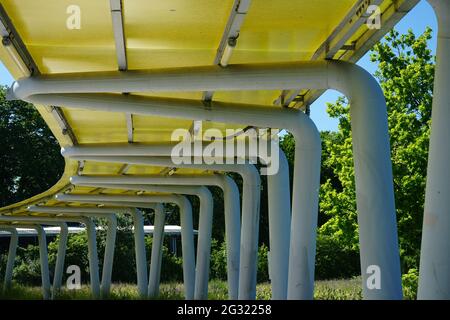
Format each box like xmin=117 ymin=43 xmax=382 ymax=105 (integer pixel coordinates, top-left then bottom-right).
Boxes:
xmin=0 ymin=0 xmax=419 ymax=216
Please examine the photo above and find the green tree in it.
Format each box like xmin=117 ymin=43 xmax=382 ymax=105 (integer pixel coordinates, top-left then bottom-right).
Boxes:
xmin=319 ymin=28 xmax=434 ymax=275
xmin=0 ymin=86 xmax=64 ymax=207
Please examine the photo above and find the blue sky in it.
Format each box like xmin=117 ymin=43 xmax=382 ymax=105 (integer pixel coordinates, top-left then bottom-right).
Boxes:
xmin=0 ymin=0 xmax=437 ymax=131
xmin=310 ymin=0 xmax=437 ymax=131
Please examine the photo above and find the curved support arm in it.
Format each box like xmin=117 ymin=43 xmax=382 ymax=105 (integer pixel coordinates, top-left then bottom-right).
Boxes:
xmin=287 ymin=113 xmax=322 ymax=300
xmin=427 ymin=0 xmax=450 ymax=39
xmin=235 ymin=164 xmax=261 ymax=300
xmin=216 ymin=175 xmax=241 ymax=300
xmin=327 ymin=63 xmax=402 ymax=300
xmin=419 ymin=0 xmax=450 ymax=300
xmin=7 ymin=61 xmax=330 ymax=101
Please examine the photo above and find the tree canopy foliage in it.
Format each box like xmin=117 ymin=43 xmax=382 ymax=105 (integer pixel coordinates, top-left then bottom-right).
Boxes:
xmin=0 ymin=86 xmax=64 ymax=207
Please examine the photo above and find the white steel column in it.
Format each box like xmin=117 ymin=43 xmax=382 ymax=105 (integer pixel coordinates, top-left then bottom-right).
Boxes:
xmin=52 ymin=222 xmax=68 ymax=298
xmin=193 ymin=187 xmax=214 ymax=300
xmin=328 ymin=63 xmax=402 ymax=300
xmin=130 ymin=208 xmax=148 ymax=298
xmin=0 ymin=227 xmax=18 ymax=290
xmin=177 ymin=195 xmax=196 ymax=300
xmin=419 ymin=0 xmax=450 ymax=300
xmin=100 ymin=214 xmax=117 ymax=298
xmin=148 ymin=204 xmax=165 ymax=298
xmin=35 ymin=225 xmax=51 ymax=300
xmin=220 ymin=175 xmax=241 ymax=300
xmin=267 ymin=149 xmax=291 ymax=299
xmin=84 ymin=217 xmax=101 ymax=299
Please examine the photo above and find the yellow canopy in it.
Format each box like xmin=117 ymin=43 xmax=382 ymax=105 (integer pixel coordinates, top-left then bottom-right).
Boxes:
xmin=0 ymin=0 xmax=419 ymax=215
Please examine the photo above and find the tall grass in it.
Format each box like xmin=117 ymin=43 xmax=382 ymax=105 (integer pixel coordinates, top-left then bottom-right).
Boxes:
xmin=0 ymin=278 xmax=363 ymax=300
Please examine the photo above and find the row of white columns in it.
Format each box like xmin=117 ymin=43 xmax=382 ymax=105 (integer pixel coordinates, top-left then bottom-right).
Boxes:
xmin=7 ymin=57 xmax=406 ymax=300
xmin=0 ymin=210 xmax=169 ymax=300
xmin=23 ymin=206 xmax=174 ymax=299
xmin=0 ymin=222 xmax=66 ymax=300
xmin=0 ymin=215 xmax=116 ymax=299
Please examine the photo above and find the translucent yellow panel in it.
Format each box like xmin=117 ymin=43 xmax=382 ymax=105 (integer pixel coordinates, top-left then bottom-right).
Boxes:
xmin=41 ymin=199 xmax=59 ymax=206
xmin=138 ymin=92 xmax=203 ymax=100
xmin=126 ymin=166 xmax=207 ymax=175
xmin=100 ymin=190 xmax=145 ymax=196
xmin=133 ymin=114 xmax=246 ymax=143
xmin=0 ymin=46 xmax=24 ymax=78
xmin=141 ymin=192 xmax=176 ymax=196
xmin=173 ymin=169 xmax=213 ymax=175
xmin=136 ymin=91 xmax=286 ymax=110
xmin=124 ymin=0 xmax=234 ymax=69
xmin=93 ymin=189 xmax=139 ymax=196
xmin=213 ymin=90 xmax=284 ymax=108
xmin=132 ymin=114 xmax=193 ymax=143
xmin=63 ymin=108 xmax=128 ymax=143
xmin=29 ymin=46 xmax=117 ymax=74
xmin=2 ymin=0 xmax=117 ymax=73
xmin=70 ymin=186 xmax=98 ymax=194
xmin=82 ymin=162 xmax=125 ymax=175
xmin=232 ymin=0 xmax=356 ymax=64
xmin=202 ymin=121 xmax=249 ymax=135
xmin=341 ymin=0 xmax=395 ymax=60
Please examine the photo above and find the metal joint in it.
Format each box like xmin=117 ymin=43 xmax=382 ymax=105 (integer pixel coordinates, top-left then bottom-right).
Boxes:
xmin=202 ymin=99 xmax=212 ymax=110
xmin=227 ymin=36 xmax=238 ymax=47
xmin=2 ymin=35 xmax=11 ymax=46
